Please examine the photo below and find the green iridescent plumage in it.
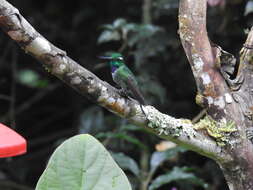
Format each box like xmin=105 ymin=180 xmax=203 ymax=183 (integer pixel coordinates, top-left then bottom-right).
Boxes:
xmin=100 ymin=53 xmax=146 ymax=105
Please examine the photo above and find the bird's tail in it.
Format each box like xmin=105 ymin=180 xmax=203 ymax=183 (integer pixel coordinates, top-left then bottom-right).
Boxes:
xmin=126 ymin=78 xmax=146 ymax=105
xmin=131 ymin=87 xmax=146 ymax=105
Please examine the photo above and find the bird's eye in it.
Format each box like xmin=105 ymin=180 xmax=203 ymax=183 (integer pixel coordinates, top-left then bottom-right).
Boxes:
xmin=117 ymin=57 xmax=123 ymax=61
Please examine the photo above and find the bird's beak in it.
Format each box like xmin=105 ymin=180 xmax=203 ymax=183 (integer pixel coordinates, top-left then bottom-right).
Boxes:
xmin=98 ymin=56 xmax=112 ymax=60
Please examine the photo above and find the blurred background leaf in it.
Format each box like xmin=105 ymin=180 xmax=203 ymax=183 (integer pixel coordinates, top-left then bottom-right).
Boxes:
xmin=17 ymin=69 xmax=48 ymax=88
xmin=78 ymin=106 xmax=105 ymax=134
xmin=245 ymin=1 xmax=253 ymax=16
xmin=111 ymin=152 xmax=140 ymax=177
xmin=150 ymin=147 xmax=187 ymax=172
xmin=149 ymin=167 xmax=208 ymax=190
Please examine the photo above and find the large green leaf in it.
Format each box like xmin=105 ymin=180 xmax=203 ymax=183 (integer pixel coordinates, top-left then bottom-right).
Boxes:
xmin=36 ymin=134 xmax=132 ymax=190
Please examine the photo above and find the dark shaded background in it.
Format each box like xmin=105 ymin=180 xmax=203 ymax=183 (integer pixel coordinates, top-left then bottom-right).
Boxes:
xmin=0 ymin=0 xmax=251 ymax=189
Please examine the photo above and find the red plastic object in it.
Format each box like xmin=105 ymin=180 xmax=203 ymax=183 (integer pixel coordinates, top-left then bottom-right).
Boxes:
xmin=0 ymin=123 xmax=27 ymax=158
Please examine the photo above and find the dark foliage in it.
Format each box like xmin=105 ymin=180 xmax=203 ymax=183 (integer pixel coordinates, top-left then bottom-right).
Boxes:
xmin=0 ymin=0 xmax=250 ymax=189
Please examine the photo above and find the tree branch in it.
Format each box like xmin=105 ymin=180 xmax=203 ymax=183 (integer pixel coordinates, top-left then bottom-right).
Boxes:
xmin=178 ymin=0 xmax=232 ymax=121
xmin=0 ymin=0 xmax=231 ymax=162
xmin=240 ymin=27 xmax=253 ymax=63
xmin=178 ymin=1 xmax=253 ymax=188
xmin=142 ymin=0 xmax=152 ymax=24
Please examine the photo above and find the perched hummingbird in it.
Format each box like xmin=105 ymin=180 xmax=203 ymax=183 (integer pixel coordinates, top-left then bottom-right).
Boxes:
xmin=99 ymin=53 xmax=146 ymax=105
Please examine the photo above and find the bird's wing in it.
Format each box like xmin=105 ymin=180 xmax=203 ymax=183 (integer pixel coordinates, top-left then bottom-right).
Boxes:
xmin=125 ymin=75 xmax=146 ymax=105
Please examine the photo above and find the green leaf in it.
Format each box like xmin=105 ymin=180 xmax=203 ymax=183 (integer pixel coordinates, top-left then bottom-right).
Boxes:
xmin=130 ymin=26 xmax=170 ymax=68
xmin=121 ymin=23 xmax=138 ymax=40
xmin=127 ymin=24 xmax=162 ymax=47
xmin=113 ymin=18 xmax=127 ymax=28
xmin=97 ymin=30 xmax=121 ymax=44
xmin=138 ymin=75 xmax=167 ymax=105
xmin=149 ymin=167 xmax=208 ymax=190
xmin=17 ymin=69 xmax=48 ymax=88
xmin=36 ymin=134 xmax=132 ymax=190
xmin=120 ymin=124 xmax=146 ymax=132
xmin=111 ymin=152 xmax=140 ymax=177
xmin=98 ymin=18 xmax=132 ymax=44
xmin=150 ymin=147 xmax=186 ymax=172
xmin=245 ymin=1 xmax=253 ymax=16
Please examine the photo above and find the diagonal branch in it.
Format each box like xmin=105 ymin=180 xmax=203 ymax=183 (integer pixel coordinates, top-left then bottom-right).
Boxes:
xmin=0 ymin=0 xmax=231 ymax=161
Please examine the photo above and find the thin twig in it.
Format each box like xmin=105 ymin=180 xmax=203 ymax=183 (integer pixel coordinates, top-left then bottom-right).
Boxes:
xmin=192 ymin=109 xmax=206 ymax=124
xmin=102 ymin=128 xmax=119 ymax=147
xmin=142 ymin=0 xmax=152 ymax=24
xmin=29 ymin=109 xmax=72 ymax=136
xmin=16 ymin=84 xmax=59 ymax=114
xmin=139 ymin=147 xmax=150 ymax=190
xmin=0 ymin=83 xmax=59 ymax=123
xmin=0 ymin=180 xmax=33 ymax=190
xmin=0 ymin=41 xmax=12 ymax=68
xmin=0 ymin=94 xmax=11 ymax=101
xmin=9 ymin=45 xmax=17 ymax=129
xmin=118 ymin=40 xmax=128 ymax=53
xmin=29 ymin=128 xmax=74 ymax=148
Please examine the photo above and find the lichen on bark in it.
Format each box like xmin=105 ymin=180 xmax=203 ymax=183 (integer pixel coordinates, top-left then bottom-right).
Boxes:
xmin=194 ymin=116 xmax=237 ymax=146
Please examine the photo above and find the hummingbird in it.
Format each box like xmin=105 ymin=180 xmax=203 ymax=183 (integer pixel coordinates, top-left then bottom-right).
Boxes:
xmin=99 ymin=53 xmax=146 ymax=106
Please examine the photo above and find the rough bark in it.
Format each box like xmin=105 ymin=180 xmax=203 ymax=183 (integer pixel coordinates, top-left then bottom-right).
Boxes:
xmin=179 ymin=0 xmax=253 ymax=189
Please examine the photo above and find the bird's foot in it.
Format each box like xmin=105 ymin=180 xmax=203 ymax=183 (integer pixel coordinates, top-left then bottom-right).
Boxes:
xmin=118 ymin=88 xmax=129 ymax=98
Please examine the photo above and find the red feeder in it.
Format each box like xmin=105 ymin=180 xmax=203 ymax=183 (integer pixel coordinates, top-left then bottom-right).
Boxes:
xmin=0 ymin=123 xmax=27 ymax=158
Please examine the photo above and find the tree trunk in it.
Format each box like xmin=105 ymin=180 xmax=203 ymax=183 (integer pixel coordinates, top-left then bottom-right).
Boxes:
xmin=178 ymin=0 xmax=253 ymax=188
